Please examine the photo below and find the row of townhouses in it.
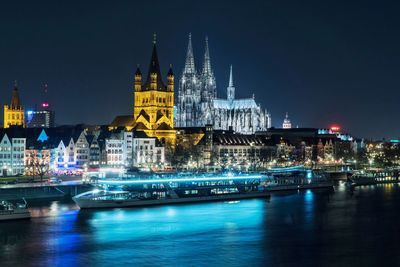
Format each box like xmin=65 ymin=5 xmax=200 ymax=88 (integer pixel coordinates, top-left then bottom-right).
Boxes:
xmin=0 ymin=126 xmax=165 ymax=176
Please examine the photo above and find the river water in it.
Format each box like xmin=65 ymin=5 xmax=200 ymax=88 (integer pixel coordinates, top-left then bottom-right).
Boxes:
xmin=1 ymin=184 xmax=400 ymax=267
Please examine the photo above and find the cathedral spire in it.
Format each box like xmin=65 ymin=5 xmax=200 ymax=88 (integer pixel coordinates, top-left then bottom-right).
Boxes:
xmin=183 ymin=33 xmax=196 ymax=74
xmin=227 ymin=65 xmax=235 ymax=101
xmin=202 ymin=36 xmax=213 ymax=76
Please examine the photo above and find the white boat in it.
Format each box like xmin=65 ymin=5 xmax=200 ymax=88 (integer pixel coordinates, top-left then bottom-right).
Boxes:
xmin=0 ymin=199 xmax=31 ymax=221
xmin=73 ymin=173 xmax=270 ymax=209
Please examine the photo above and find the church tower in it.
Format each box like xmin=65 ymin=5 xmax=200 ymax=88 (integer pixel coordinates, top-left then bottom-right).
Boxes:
xmin=133 ymin=35 xmax=176 ymax=144
xmin=199 ymin=36 xmax=216 ymax=125
xmin=4 ymin=81 xmax=25 ymax=128
xmin=176 ymin=33 xmax=201 ymax=127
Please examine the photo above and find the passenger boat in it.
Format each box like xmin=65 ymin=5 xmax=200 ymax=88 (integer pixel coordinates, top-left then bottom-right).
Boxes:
xmin=0 ymin=199 xmax=30 ymax=221
xmin=73 ymin=173 xmax=270 ymax=209
xmin=263 ymin=167 xmax=333 ymax=191
xmin=347 ymin=170 xmax=399 ymax=186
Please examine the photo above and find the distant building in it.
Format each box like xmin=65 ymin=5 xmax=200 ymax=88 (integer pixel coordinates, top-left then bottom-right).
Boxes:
xmin=26 ymin=108 xmax=55 ymax=128
xmin=4 ymin=82 xmax=25 ymax=128
xmin=26 ymin=84 xmax=56 ymax=128
xmin=282 ymin=112 xmax=292 ymax=129
xmin=201 ymin=128 xmax=275 ymax=170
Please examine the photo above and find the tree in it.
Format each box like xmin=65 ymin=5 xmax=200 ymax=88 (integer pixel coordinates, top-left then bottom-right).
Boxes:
xmin=26 ymin=149 xmax=50 ymax=182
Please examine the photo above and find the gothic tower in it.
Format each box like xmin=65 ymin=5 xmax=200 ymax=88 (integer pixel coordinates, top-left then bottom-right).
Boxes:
xmin=4 ymin=81 xmax=25 ymax=128
xmin=199 ymin=36 xmax=216 ymax=125
xmin=133 ymin=35 xmax=176 ymax=144
xmin=176 ymin=33 xmax=201 ymax=127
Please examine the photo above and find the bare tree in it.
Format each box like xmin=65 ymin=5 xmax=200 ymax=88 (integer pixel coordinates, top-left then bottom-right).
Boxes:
xmin=26 ymin=150 xmax=50 ymax=182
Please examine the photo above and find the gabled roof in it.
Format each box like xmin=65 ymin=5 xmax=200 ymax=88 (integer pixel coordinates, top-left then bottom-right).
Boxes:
xmin=157 ymin=122 xmax=172 ymax=130
xmin=133 ymin=122 xmax=148 ymax=130
xmin=110 ymin=115 xmax=135 ymax=127
xmin=138 ymin=110 xmax=150 ymax=122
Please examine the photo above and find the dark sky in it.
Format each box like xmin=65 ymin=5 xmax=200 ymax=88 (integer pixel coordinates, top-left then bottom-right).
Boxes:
xmin=1 ymin=0 xmax=399 ymax=139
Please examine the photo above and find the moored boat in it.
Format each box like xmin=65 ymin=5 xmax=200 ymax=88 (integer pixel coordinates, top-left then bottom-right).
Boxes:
xmin=73 ymin=173 xmax=270 ymax=209
xmin=263 ymin=167 xmax=333 ymax=191
xmin=347 ymin=170 xmax=399 ymax=186
xmin=0 ymin=199 xmax=31 ymax=221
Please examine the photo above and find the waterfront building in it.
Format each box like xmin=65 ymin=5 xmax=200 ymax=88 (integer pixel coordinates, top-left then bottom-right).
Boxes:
xmin=0 ymin=133 xmax=25 ymax=176
xmin=200 ymin=127 xmax=274 ymax=170
xmin=132 ymin=132 xmax=165 ymax=168
xmin=105 ymin=137 xmax=124 ymax=167
xmin=282 ymin=112 xmax=292 ymax=129
xmin=75 ymin=131 xmax=90 ymax=168
xmin=88 ymin=134 xmax=101 ymax=168
xmin=4 ymin=82 xmax=25 ymax=128
xmin=131 ymin=36 xmax=176 ymax=144
xmin=104 ymin=130 xmax=130 ymax=167
xmin=276 ymin=138 xmax=295 ymax=160
xmin=123 ymin=131 xmax=133 ymax=167
xmin=175 ymin=34 xmax=271 ymax=134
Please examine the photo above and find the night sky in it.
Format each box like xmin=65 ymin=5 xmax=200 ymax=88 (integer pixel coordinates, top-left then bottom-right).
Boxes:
xmin=1 ymin=1 xmax=399 ymax=139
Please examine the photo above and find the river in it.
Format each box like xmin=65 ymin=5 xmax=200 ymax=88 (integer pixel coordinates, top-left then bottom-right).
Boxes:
xmin=1 ymin=183 xmax=400 ymax=266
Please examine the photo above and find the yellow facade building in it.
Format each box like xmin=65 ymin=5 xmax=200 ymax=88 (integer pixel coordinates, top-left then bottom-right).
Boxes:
xmin=4 ymin=83 xmax=25 ymax=128
xmin=132 ymin=38 xmax=176 ymax=144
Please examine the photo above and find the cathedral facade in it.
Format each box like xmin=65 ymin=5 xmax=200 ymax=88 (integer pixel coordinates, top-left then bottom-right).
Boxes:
xmin=175 ymin=34 xmax=271 ymax=134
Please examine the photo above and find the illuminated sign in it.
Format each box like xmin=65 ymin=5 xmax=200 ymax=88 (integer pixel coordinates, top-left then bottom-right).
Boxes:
xmin=330 ymin=125 xmax=341 ymax=132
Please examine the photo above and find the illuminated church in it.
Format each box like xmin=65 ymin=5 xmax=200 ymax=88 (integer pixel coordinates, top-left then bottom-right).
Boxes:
xmin=175 ymin=34 xmax=271 ymax=134
xmin=131 ymin=36 xmax=176 ymax=144
xmin=4 ymin=82 xmax=25 ymax=128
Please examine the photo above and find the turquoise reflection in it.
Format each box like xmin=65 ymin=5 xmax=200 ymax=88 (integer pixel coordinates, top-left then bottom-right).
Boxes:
xmin=87 ymin=200 xmax=266 ymax=265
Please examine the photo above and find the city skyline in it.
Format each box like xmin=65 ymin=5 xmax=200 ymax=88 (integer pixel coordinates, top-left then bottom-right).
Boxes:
xmin=1 ymin=1 xmax=399 ymax=139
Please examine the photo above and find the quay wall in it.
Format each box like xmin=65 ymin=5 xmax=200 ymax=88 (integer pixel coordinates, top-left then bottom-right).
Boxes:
xmin=0 ymin=185 xmax=93 ymax=201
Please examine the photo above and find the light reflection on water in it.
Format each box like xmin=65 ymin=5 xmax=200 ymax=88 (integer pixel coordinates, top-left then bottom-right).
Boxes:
xmin=1 ymin=186 xmax=400 ymax=266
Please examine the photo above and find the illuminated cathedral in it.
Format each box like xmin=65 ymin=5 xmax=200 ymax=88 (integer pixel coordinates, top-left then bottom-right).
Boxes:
xmin=131 ymin=36 xmax=176 ymax=144
xmin=175 ymin=34 xmax=271 ymax=134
